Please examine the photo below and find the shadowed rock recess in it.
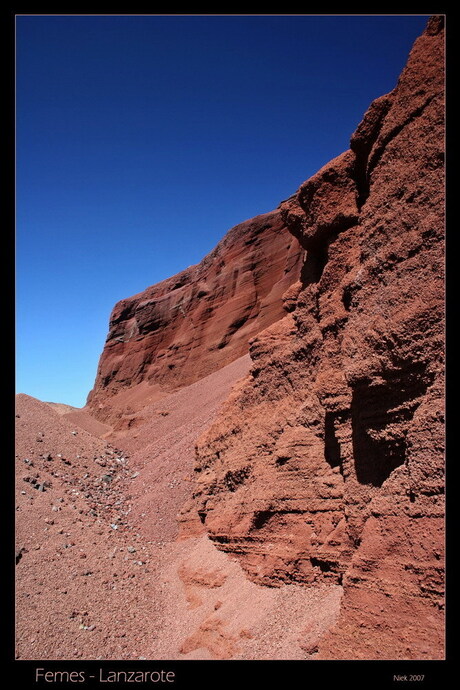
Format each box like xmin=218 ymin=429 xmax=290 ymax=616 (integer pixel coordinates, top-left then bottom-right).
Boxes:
xmin=87 ymin=17 xmax=444 ymax=659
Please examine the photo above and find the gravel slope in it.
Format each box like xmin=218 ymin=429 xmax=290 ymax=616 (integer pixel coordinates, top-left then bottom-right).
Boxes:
xmin=15 ymin=355 xmax=341 ymax=660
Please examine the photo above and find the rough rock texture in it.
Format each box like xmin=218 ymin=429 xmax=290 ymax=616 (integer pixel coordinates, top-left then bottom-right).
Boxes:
xmin=180 ymin=16 xmax=445 ymax=659
xmin=87 ymin=211 xmax=303 ymax=423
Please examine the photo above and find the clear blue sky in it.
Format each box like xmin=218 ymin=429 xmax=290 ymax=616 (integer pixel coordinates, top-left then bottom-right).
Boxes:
xmin=16 ymin=14 xmax=429 ymax=407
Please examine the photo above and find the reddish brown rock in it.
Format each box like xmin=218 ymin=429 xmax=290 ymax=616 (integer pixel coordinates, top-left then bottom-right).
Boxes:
xmin=87 ymin=211 xmax=303 ymax=423
xmin=180 ymin=16 xmax=445 ymax=659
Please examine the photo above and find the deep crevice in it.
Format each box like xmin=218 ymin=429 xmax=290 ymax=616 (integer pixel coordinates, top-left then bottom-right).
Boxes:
xmin=351 ymin=365 xmax=434 ymax=487
xmin=324 ymin=411 xmax=342 ymax=471
xmin=251 ymin=510 xmax=275 ymax=530
xmin=310 ymin=557 xmax=337 ymax=573
xmin=367 ymin=94 xmax=437 ymax=184
xmin=342 ymin=284 xmax=353 ymax=311
xmin=300 ymin=244 xmax=328 ymax=287
xmin=350 ymin=94 xmax=436 ymax=212
xmin=275 ymin=456 xmax=290 ymax=466
xmin=353 ymin=152 xmax=371 ymax=210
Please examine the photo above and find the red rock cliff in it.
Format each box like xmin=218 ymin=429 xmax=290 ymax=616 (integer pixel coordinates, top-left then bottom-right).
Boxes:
xmin=87 ymin=211 xmax=303 ymax=421
xmin=180 ymin=16 xmax=445 ymax=659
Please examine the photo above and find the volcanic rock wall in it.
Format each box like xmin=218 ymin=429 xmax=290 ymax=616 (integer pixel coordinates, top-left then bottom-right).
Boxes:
xmin=88 ymin=211 xmax=303 ymax=421
xmin=180 ymin=16 xmax=445 ymax=659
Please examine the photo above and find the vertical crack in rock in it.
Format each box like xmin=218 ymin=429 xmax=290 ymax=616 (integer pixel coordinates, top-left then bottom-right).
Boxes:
xmin=350 ymin=91 xmax=395 ymax=210
xmin=324 ymin=412 xmax=342 ymax=473
xmin=300 ymin=243 xmax=329 ymax=287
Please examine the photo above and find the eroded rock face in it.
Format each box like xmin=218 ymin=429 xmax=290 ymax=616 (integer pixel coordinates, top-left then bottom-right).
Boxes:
xmin=87 ymin=211 xmax=303 ymax=421
xmin=180 ymin=16 xmax=445 ymax=659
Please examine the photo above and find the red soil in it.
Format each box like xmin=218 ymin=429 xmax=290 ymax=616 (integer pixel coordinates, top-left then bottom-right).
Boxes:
xmin=15 ymin=356 xmax=341 ymax=660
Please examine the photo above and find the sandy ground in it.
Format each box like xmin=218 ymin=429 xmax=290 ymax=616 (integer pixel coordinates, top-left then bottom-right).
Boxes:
xmin=15 ymin=355 xmax=342 ymax=660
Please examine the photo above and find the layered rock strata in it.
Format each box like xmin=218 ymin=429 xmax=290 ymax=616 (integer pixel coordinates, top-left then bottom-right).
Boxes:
xmin=180 ymin=16 xmax=445 ymax=659
xmin=88 ymin=212 xmax=303 ymax=422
